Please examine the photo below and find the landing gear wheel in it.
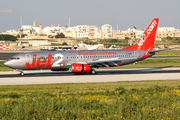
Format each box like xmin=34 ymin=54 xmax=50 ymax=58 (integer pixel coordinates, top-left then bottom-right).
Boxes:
xmin=92 ymin=69 xmax=96 ymax=74
xmin=89 ymin=69 xmax=96 ymax=74
xmin=20 ymin=72 xmax=24 ymax=76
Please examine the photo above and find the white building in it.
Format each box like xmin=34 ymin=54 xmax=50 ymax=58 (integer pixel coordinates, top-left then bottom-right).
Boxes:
xmin=21 ymin=25 xmax=32 ymax=30
xmin=157 ymin=27 xmax=175 ymax=33
xmin=32 ymin=24 xmax=43 ymax=34
xmin=2 ymin=29 xmax=18 ymax=35
xmin=71 ymin=25 xmax=98 ymax=39
xmin=121 ymin=28 xmax=144 ymax=39
xmin=94 ymin=31 xmax=101 ymax=39
xmin=76 ymin=32 xmax=89 ymax=38
xmin=101 ymin=24 xmax=112 ymax=39
xmin=43 ymin=26 xmax=61 ymax=36
xmin=76 ymin=25 xmax=98 ymax=32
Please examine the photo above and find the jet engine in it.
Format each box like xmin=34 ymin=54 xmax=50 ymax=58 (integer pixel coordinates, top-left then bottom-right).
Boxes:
xmin=70 ymin=63 xmax=91 ymax=73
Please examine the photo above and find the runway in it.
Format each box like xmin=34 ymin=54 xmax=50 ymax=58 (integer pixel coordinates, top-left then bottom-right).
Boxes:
xmin=0 ymin=67 xmax=180 ymax=85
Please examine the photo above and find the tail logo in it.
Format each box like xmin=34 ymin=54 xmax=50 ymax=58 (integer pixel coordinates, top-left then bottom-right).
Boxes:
xmin=137 ymin=34 xmax=147 ymax=49
xmin=137 ymin=20 xmax=157 ymax=49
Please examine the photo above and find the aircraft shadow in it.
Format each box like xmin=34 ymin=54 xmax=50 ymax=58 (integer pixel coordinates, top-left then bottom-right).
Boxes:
xmin=0 ymin=66 xmax=180 ymax=78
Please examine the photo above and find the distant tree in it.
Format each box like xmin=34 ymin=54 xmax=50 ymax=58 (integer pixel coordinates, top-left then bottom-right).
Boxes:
xmin=125 ymin=37 xmax=130 ymax=40
xmin=172 ymin=37 xmax=180 ymax=43
xmin=110 ymin=39 xmax=118 ymax=42
xmin=55 ymin=33 xmax=65 ymax=38
xmin=48 ymin=35 xmax=54 ymax=38
xmin=16 ymin=34 xmax=27 ymax=38
xmin=165 ymin=36 xmax=173 ymax=40
xmin=0 ymin=34 xmax=17 ymax=41
xmin=62 ymin=42 xmax=68 ymax=45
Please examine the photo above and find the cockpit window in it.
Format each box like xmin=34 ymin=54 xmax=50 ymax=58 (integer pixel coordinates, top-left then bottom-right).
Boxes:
xmin=11 ymin=57 xmax=20 ymax=60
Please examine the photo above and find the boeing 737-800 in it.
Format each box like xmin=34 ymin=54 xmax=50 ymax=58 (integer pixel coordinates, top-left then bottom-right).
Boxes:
xmin=4 ymin=18 xmax=159 ymax=75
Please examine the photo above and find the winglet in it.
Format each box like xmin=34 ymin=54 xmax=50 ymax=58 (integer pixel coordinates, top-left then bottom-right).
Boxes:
xmin=71 ymin=45 xmax=75 ymax=50
xmin=122 ymin=18 xmax=159 ymax=50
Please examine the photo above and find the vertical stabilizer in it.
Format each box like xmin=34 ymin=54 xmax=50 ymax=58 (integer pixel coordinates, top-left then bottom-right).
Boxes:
xmin=71 ymin=45 xmax=75 ymax=50
xmin=122 ymin=18 xmax=159 ymax=50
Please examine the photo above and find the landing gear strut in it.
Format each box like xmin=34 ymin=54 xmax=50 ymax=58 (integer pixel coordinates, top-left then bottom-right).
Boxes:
xmin=89 ymin=69 xmax=96 ymax=74
xmin=15 ymin=69 xmax=24 ymax=76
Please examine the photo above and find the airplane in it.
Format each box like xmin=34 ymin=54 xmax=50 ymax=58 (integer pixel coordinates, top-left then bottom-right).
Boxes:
xmin=4 ymin=18 xmax=159 ymax=76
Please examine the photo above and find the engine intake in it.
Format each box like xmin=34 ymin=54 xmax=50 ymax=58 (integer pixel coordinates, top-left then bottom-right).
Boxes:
xmin=70 ymin=63 xmax=91 ymax=73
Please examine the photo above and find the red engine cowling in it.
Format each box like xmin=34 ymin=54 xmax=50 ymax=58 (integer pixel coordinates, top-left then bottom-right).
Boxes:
xmin=70 ymin=63 xmax=91 ymax=73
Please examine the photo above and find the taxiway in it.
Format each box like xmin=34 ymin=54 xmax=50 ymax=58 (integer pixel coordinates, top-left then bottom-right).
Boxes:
xmin=0 ymin=67 xmax=180 ymax=85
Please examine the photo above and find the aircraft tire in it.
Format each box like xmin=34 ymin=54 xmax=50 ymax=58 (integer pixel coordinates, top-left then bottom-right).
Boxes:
xmin=20 ymin=72 xmax=24 ymax=76
xmin=92 ymin=69 xmax=96 ymax=74
xmin=89 ymin=69 xmax=96 ymax=74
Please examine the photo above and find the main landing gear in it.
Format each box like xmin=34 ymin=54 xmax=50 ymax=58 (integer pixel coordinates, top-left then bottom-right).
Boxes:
xmin=20 ymin=72 xmax=24 ymax=76
xmin=89 ymin=69 xmax=96 ymax=74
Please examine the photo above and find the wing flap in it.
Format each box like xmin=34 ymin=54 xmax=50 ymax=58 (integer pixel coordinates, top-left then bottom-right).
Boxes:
xmin=87 ymin=58 xmax=137 ymax=67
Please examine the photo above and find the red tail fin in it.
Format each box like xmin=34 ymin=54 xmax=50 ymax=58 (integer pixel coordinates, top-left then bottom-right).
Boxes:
xmin=71 ymin=45 xmax=75 ymax=50
xmin=122 ymin=18 xmax=159 ymax=50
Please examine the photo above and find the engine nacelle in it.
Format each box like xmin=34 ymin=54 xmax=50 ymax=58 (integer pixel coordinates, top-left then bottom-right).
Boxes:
xmin=70 ymin=63 xmax=91 ymax=73
xmin=51 ymin=69 xmax=69 ymax=71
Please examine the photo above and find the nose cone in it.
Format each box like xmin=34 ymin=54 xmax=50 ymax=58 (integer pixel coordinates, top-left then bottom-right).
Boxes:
xmin=4 ymin=60 xmax=11 ymax=68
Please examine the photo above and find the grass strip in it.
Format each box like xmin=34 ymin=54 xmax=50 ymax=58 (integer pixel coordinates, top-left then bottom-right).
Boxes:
xmin=155 ymin=50 xmax=180 ymax=56
xmin=120 ymin=58 xmax=180 ymax=68
xmin=0 ymin=61 xmax=13 ymax=71
xmin=0 ymin=80 xmax=180 ymax=119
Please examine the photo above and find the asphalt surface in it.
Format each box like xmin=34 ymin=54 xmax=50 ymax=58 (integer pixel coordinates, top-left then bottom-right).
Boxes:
xmin=0 ymin=67 xmax=180 ymax=85
xmin=0 ymin=66 xmax=179 ymax=78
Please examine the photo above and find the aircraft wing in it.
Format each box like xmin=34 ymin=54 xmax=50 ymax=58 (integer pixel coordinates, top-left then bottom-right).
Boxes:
xmin=150 ymin=49 xmax=163 ymax=53
xmin=86 ymin=58 xmax=137 ymax=67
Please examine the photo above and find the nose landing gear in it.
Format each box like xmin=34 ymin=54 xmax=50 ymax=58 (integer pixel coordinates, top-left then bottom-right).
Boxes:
xmin=15 ymin=69 xmax=24 ymax=76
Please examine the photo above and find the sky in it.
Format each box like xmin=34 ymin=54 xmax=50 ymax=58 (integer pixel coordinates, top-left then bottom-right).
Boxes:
xmin=1 ymin=0 xmax=180 ymax=32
